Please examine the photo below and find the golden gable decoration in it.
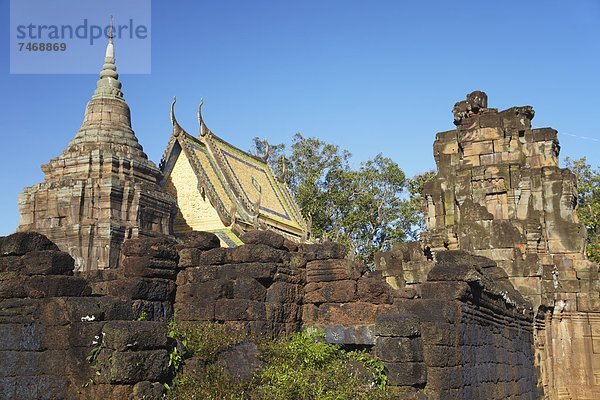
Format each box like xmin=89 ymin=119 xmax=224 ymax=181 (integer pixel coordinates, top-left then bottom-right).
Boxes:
xmin=160 ymin=98 xmax=310 ymax=246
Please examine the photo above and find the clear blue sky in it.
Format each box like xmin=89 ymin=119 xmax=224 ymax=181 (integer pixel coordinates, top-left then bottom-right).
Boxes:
xmin=1 ymin=0 xmax=599 ymax=235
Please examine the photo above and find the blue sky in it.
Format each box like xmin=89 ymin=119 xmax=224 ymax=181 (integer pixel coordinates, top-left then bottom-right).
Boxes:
xmin=1 ymin=0 xmax=599 ymax=235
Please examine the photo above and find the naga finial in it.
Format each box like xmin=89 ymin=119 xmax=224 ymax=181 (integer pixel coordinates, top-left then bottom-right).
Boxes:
xmin=262 ymin=139 xmax=271 ymax=162
xmin=198 ymin=98 xmax=206 ymax=137
xmin=170 ymin=96 xmax=183 ymax=137
xmin=170 ymin=96 xmax=177 ymax=125
xmin=277 ymin=156 xmax=287 ymax=182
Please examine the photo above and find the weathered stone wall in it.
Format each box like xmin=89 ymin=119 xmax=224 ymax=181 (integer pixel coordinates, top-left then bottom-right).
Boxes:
xmin=174 ymin=230 xmax=305 ymax=336
xmin=0 ymin=233 xmax=175 ymax=400
xmin=0 ymin=230 xmax=553 ymax=399
xmin=382 ymin=251 xmax=538 ymax=399
xmin=301 ymin=242 xmax=395 ymax=345
xmin=535 ymin=310 xmax=600 ymax=399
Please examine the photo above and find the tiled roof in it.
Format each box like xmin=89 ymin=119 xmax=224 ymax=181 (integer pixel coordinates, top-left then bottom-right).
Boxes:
xmin=160 ymin=104 xmax=309 ymax=241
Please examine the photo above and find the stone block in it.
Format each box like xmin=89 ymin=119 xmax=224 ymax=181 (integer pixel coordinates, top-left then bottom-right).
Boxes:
xmin=175 ymin=299 xmax=215 ymax=321
xmin=240 ymin=230 xmax=285 ymax=249
xmin=421 ymin=321 xmax=462 ymax=348
xmin=0 ymin=323 xmax=46 ymax=351
xmin=471 ymin=140 xmax=494 ymax=154
xmin=26 ymin=275 xmax=91 ymax=298
xmin=265 ymin=303 xmax=300 ymax=323
xmin=375 ymin=313 xmax=420 ymax=337
xmin=317 ymin=302 xmax=389 ymax=325
xmin=0 ymin=278 xmax=26 ymax=299
xmin=195 ymin=248 xmax=229 ymax=265
xmin=20 ymin=250 xmax=74 ymax=276
xmin=64 ymin=297 xmax=134 ymax=323
xmin=282 ymin=239 xmax=299 ymax=252
xmin=109 ymin=350 xmax=170 ymax=384
xmin=306 ymin=259 xmax=363 ymax=282
xmin=0 ymin=232 xmax=59 ymax=256
xmin=356 ymin=277 xmax=392 ymax=304
xmin=214 ymin=299 xmax=266 ymax=321
xmin=316 ymin=324 xmax=376 ymax=345
xmin=219 ymin=263 xmax=278 ymax=281
xmin=121 ymin=237 xmax=179 ymax=260
xmin=132 ymin=381 xmax=165 ymax=400
xmin=100 ymin=277 xmax=176 ymax=301
xmin=300 ymin=242 xmax=347 ymax=261
xmin=103 ymin=321 xmax=168 ymax=351
xmin=233 ymin=278 xmax=267 ymax=301
xmin=0 ymin=256 xmax=24 ymax=273
xmin=230 ymin=244 xmax=287 ymax=264
xmin=216 ymin=341 xmax=261 ymax=381
xmin=422 ymin=344 xmax=461 ymax=367
xmin=375 ymin=337 xmax=423 ymax=362
xmin=122 ymin=256 xmax=178 ymax=280
xmin=177 ymin=231 xmax=220 ymax=251
xmin=175 ymin=279 xmax=232 ymax=302
xmin=420 ymin=281 xmax=471 ymax=301
xmin=0 ymin=376 xmax=70 ymax=400
xmin=266 ymin=282 xmax=301 ymax=304
xmin=304 ymin=280 xmax=356 ymax=303
xmin=385 ymin=361 xmax=427 ymax=387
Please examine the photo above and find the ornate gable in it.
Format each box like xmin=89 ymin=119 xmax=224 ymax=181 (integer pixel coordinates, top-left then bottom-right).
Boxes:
xmin=160 ymin=99 xmax=309 ymax=244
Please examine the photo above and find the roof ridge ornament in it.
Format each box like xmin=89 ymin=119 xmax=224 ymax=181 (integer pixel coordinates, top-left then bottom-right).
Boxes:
xmin=277 ymin=156 xmax=287 ymax=183
xmin=170 ymin=96 xmax=183 ymax=137
xmin=262 ymin=139 xmax=271 ymax=162
xmin=198 ymin=98 xmax=207 ymax=137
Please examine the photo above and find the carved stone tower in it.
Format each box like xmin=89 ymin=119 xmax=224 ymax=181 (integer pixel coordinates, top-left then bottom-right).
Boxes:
xmin=422 ymin=91 xmax=600 ymax=398
xmin=18 ymin=32 xmax=177 ymax=271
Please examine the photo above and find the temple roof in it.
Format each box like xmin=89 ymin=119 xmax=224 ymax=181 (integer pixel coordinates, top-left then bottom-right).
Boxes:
xmin=160 ymin=99 xmax=309 ymax=241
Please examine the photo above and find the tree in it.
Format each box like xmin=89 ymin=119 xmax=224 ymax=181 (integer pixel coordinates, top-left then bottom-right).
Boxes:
xmin=341 ymin=154 xmax=412 ymax=263
xmin=565 ymin=157 xmax=600 ymax=263
xmin=252 ymin=134 xmax=427 ymax=265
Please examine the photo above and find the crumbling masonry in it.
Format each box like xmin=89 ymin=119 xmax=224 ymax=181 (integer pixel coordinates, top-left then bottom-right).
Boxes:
xmin=17 ymin=34 xmax=177 ymax=271
xmin=419 ymin=91 xmax=600 ymax=399
xmin=4 ymin=55 xmax=600 ymax=400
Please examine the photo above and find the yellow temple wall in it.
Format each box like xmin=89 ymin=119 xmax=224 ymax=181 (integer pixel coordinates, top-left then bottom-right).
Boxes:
xmin=164 ymin=152 xmax=227 ymax=235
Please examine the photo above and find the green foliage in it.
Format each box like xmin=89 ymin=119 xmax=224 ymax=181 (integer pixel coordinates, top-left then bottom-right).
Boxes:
xmin=256 ymin=328 xmax=388 ymax=400
xmin=84 ymin=331 xmax=112 ymax=386
xmin=173 ymin=320 xmax=247 ymax=362
xmin=252 ymin=134 xmax=430 ymax=265
xmin=565 ymin=157 xmax=600 ymax=262
xmin=166 ymin=364 xmax=247 ymax=400
xmin=165 ymin=324 xmax=398 ymax=400
xmin=136 ymin=310 xmax=149 ymax=321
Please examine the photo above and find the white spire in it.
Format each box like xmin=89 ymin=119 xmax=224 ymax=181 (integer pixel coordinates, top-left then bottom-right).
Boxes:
xmin=93 ymin=16 xmax=123 ymax=99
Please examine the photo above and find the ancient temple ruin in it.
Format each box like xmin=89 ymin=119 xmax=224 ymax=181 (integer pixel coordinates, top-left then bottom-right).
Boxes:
xmin=17 ymin=33 xmax=177 ymax=271
xmin=6 ymin=40 xmax=600 ymax=397
xmin=420 ymin=91 xmax=600 ymax=399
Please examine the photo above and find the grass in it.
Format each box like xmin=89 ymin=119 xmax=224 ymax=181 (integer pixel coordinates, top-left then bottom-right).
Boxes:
xmin=165 ymin=322 xmax=405 ymax=400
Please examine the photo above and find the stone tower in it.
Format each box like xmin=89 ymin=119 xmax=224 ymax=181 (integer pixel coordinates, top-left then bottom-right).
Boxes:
xmin=18 ymin=32 xmax=177 ymax=271
xmin=422 ymin=91 xmax=600 ymax=398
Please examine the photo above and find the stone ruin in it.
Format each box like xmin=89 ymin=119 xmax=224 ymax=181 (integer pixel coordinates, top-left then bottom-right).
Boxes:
xmin=418 ymin=90 xmax=600 ymax=399
xmin=5 ymin=70 xmax=600 ymax=400
xmin=17 ymin=34 xmax=177 ymax=272
xmin=0 ymin=229 xmax=540 ymax=399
